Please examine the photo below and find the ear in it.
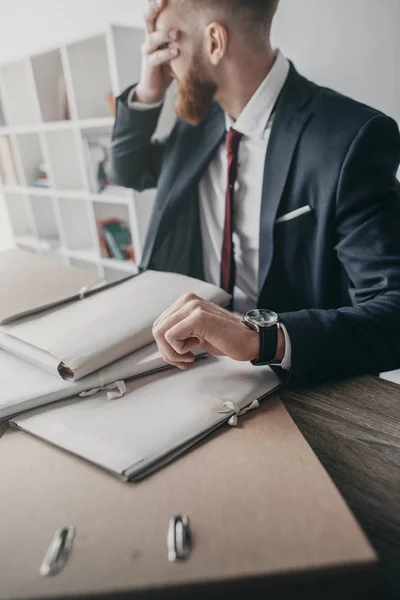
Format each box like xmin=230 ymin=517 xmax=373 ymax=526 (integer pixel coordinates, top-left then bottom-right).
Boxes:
xmin=204 ymin=22 xmax=228 ymax=65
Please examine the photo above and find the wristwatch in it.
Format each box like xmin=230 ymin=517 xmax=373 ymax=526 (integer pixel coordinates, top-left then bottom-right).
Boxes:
xmin=242 ymin=309 xmax=280 ymax=366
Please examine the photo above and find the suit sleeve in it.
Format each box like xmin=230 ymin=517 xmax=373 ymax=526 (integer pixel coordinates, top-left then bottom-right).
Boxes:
xmin=279 ymin=115 xmax=400 ymax=387
xmin=111 ymin=85 xmax=167 ymax=191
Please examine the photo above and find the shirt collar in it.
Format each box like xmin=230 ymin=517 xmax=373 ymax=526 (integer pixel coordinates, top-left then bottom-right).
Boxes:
xmin=225 ymin=50 xmax=290 ymax=140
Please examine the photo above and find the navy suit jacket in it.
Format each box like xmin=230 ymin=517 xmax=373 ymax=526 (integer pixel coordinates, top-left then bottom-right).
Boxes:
xmin=111 ymin=64 xmax=400 ymax=387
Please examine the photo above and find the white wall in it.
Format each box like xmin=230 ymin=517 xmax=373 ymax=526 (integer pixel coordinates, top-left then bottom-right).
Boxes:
xmin=0 ymin=0 xmax=399 ymax=250
xmin=273 ymin=0 xmax=400 ymax=124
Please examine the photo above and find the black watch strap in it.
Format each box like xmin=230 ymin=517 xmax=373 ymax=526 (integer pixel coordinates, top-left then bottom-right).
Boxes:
xmin=251 ymin=324 xmax=279 ymax=366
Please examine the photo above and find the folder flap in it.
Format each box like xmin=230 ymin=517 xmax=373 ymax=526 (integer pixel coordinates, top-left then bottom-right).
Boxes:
xmin=1 ymin=397 xmax=376 ymax=600
xmin=12 ymin=357 xmax=282 ymax=478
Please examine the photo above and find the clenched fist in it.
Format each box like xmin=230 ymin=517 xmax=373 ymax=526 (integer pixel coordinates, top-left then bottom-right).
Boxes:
xmin=152 ymin=293 xmax=261 ymax=369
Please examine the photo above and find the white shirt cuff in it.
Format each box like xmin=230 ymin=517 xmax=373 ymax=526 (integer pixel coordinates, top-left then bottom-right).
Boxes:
xmin=127 ymin=87 xmax=164 ymax=110
xmin=279 ymin=323 xmax=292 ymax=371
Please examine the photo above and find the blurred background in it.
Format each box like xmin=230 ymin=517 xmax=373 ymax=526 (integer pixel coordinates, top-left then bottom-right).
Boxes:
xmin=0 ymin=0 xmax=399 ymax=265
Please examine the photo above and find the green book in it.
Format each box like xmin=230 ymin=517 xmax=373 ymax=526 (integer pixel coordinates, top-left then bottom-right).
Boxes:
xmin=102 ymin=221 xmax=132 ymax=261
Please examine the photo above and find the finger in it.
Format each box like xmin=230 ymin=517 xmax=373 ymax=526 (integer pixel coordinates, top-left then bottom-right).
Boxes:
xmin=157 ymin=332 xmax=196 ymax=364
xmin=153 ymin=314 xmax=196 ymax=364
xmin=144 ymin=29 xmax=179 ymax=54
xmin=144 ymin=0 xmax=166 ymax=34
xmin=164 ymin=313 xmax=201 ymax=355
xmin=158 ymin=348 xmax=191 ymax=370
xmin=148 ymin=47 xmax=179 ymax=67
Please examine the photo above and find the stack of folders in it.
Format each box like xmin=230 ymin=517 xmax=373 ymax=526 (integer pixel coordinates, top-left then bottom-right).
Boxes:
xmin=0 ymin=249 xmax=282 ymax=481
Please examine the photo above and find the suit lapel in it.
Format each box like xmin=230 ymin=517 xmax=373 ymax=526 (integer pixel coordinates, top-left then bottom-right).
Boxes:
xmin=158 ymin=104 xmax=226 ymax=230
xmin=141 ymin=104 xmax=226 ymax=269
xmin=258 ymin=65 xmax=317 ymax=293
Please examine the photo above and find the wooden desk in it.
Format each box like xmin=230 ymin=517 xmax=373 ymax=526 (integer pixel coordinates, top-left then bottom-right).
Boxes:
xmin=280 ymin=375 xmax=400 ymax=599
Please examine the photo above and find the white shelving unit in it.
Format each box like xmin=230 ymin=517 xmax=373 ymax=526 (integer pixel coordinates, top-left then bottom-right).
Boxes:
xmin=0 ymin=24 xmax=176 ymax=282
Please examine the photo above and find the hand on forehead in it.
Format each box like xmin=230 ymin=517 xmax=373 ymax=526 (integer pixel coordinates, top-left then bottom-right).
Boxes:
xmin=145 ymin=0 xmax=179 ymax=32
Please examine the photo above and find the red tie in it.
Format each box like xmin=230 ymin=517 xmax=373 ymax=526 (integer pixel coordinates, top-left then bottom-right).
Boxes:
xmin=220 ymin=128 xmax=243 ymax=299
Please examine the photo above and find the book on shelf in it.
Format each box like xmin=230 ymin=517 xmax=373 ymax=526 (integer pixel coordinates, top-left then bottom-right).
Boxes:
xmin=83 ymin=134 xmax=126 ymax=196
xmin=98 ymin=218 xmax=135 ymax=262
xmin=0 ymin=137 xmax=18 ymax=185
xmin=34 ymin=162 xmax=50 ymax=188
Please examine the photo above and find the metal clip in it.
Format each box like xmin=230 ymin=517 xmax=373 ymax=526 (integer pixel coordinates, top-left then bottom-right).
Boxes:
xmin=40 ymin=526 xmax=76 ymax=576
xmin=167 ymin=514 xmax=192 ymax=562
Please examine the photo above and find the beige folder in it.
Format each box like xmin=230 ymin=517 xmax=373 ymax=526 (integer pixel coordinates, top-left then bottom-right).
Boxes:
xmin=1 ymin=270 xmax=230 ymax=380
xmin=0 ymin=248 xmax=102 ymax=325
xmin=0 ymin=397 xmax=377 ymax=599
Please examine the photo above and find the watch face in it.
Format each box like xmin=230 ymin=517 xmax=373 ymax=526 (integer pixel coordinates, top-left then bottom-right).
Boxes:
xmin=246 ymin=309 xmax=279 ymax=327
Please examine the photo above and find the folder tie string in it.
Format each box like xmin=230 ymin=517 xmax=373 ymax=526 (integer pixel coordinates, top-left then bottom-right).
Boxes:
xmin=218 ymin=399 xmax=260 ymax=427
xmin=79 ymin=286 xmax=89 ymax=300
xmin=79 ymin=380 xmax=127 ymax=400
xmin=78 ymin=282 xmax=102 ymax=300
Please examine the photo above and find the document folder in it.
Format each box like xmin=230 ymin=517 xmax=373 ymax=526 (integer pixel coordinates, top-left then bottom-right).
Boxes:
xmin=12 ymin=356 xmax=281 ymax=480
xmin=1 ymin=270 xmax=230 ymax=381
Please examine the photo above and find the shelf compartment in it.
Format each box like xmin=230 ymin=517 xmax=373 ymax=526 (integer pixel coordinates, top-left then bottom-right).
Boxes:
xmin=66 ymin=34 xmax=114 ymax=120
xmin=3 ymin=192 xmax=36 ymax=240
xmin=14 ymin=133 xmax=46 ymax=187
xmin=57 ymin=197 xmax=96 ymax=254
xmin=30 ymin=195 xmax=60 ymax=248
xmin=0 ymin=60 xmax=40 ymax=126
xmin=133 ymin=189 xmax=156 ymax=258
xmin=45 ymin=129 xmax=86 ymax=190
xmin=31 ymin=49 xmax=71 ymax=123
xmin=93 ymin=200 xmax=135 ymax=262
xmin=0 ymin=135 xmax=19 ymax=186
xmin=109 ymin=25 xmax=145 ymax=95
xmin=80 ymin=126 xmax=113 ymax=194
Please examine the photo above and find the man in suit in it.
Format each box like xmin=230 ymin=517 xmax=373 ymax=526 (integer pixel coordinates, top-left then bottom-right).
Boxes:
xmin=112 ymin=0 xmax=400 ymax=387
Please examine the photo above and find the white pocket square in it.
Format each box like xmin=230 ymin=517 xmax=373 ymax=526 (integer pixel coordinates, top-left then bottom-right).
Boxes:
xmin=276 ymin=205 xmax=313 ymax=224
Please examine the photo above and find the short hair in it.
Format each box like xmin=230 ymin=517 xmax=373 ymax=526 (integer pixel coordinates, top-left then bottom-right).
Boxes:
xmin=179 ymin=0 xmax=279 ymax=47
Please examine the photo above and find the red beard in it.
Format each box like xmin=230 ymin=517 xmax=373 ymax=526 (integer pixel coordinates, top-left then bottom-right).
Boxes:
xmin=174 ymin=54 xmax=217 ymax=126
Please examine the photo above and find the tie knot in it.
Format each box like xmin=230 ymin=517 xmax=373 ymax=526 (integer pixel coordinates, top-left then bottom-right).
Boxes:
xmin=226 ymin=128 xmax=242 ymax=157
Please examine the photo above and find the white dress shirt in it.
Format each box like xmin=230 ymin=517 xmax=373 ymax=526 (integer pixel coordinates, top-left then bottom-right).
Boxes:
xmin=128 ymin=50 xmax=291 ymax=369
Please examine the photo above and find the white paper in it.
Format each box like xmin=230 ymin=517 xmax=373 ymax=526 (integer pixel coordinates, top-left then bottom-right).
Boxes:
xmin=12 ymin=357 xmax=281 ymax=480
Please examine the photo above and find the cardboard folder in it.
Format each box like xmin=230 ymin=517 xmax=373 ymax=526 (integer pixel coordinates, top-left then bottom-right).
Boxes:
xmin=1 ymin=270 xmax=230 ymax=381
xmin=0 ymin=248 xmax=102 ymax=325
xmin=0 ymin=397 xmax=376 ymax=600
